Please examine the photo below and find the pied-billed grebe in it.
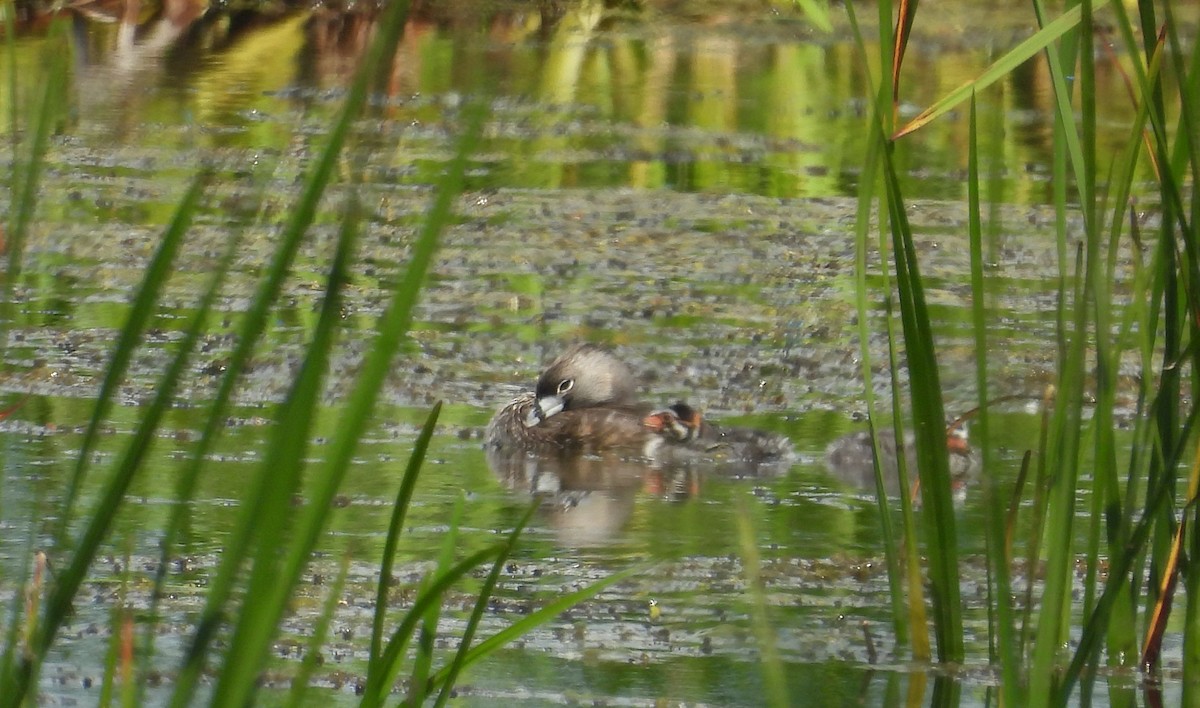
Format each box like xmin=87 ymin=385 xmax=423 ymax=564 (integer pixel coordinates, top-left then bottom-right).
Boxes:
xmin=642 ymin=402 xmax=794 ymax=464
xmin=524 ymin=343 xmax=639 ymax=426
xmin=486 ymin=344 xmax=652 ymax=455
xmin=824 ymin=423 xmax=976 ymax=495
xmin=485 ymin=345 xmax=793 ymax=465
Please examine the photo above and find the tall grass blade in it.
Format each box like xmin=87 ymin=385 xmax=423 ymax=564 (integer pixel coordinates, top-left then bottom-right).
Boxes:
xmin=889 ymin=0 xmax=917 ymax=108
xmin=735 ymin=499 xmax=789 ymax=707
xmin=4 ymin=26 xmax=66 ymax=344
xmin=209 ymin=25 xmax=483 ymax=706
xmin=428 ymin=563 xmax=646 ymax=685
xmin=432 ymin=504 xmax=538 ymax=708
xmin=370 ymin=402 xmax=443 ymax=673
xmin=1073 ymin=4 xmax=1106 ymax=702
xmin=0 ymin=180 xmax=205 ymax=707
xmin=883 ymin=294 xmax=930 ymax=661
xmin=1142 ymin=454 xmax=1192 ymax=668
xmin=1061 ymin=453 xmax=1188 ymax=697
xmin=1160 ymin=4 xmax=1200 ymax=706
xmin=1026 ymin=0 xmax=1093 ymax=699
xmin=209 ymin=192 xmax=358 ymax=707
xmin=1088 ymin=3 xmax=1158 ymax=698
xmin=286 ymin=552 xmax=352 ymax=707
xmin=967 ymin=95 xmax=1020 ymax=703
xmin=56 ymin=176 xmax=205 ymax=539
xmin=893 ymin=0 xmax=1109 ymax=139
xmin=137 ymin=225 xmax=244 ymax=702
xmin=284 ymin=87 xmax=486 ymax=708
xmin=366 ymin=546 xmax=507 ymax=706
xmin=843 ymin=0 xmax=918 ymax=654
xmin=169 ymin=1 xmax=417 ymax=697
xmin=1018 ymin=387 xmax=1055 ymax=660
xmin=879 ymin=137 xmax=963 ymax=663
xmin=0 ymin=23 xmax=64 ymax=698
xmin=1030 ymin=246 xmax=1088 ymax=708
xmin=862 ymin=0 xmax=941 ymax=663
xmin=406 ymin=498 xmax=465 ymax=704
xmin=1004 ymin=451 xmax=1032 ymax=561
xmin=3 ymin=0 xmax=16 ymax=142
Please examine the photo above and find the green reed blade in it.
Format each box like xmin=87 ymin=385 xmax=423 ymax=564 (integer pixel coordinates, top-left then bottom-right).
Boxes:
xmin=442 ymin=564 xmax=649 ymax=672
xmin=1074 ymin=4 xmax=1110 ymax=699
xmin=407 ymin=497 xmax=465 ymax=705
xmin=1060 ymin=442 xmax=1189 ymax=696
xmin=0 ymin=27 xmax=67 ymax=701
xmin=1161 ymin=5 xmax=1200 ymax=705
xmin=5 ymin=24 xmax=65 ymax=304
xmin=735 ymin=498 xmax=790 ymax=707
xmin=1031 ymin=1 xmax=1092 ymax=221
xmin=968 ymin=95 xmax=1020 ymax=703
xmin=1018 ymin=387 xmax=1054 ymax=660
xmin=1183 ymin=570 xmax=1200 ymax=707
xmin=279 ymin=80 xmax=487 ymax=708
xmin=302 ymin=104 xmax=483 ymax=708
xmin=843 ymin=0 xmax=914 ymax=653
xmin=873 ymin=0 xmax=893 ymax=100
xmin=880 ymin=138 xmax=963 ymax=663
xmin=1143 ymin=189 xmax=1181 ymax=667
xmin=366 ymin=545 xmax=506 ymax=707
xmin=883 ymin=282 xmax=929 ymax=660
xmin=3 ymin=0 xmax=15 ymax=142
xmin=894 ymin=0 xmax=1109 ymax=139
xmin=1109 ymin=5 xmax=1198 ymax=309
xmin=219 ymin=34 xmax=483 ymax=708
xmin=429 ymin=563 xmax=647 ymax=686
xmin=56 ymin=179 xmax=205 ymax=544
xmin=1005 ymin=451 xmax=1032 ymax=563
xmin=370 ymin=402 xmax=443 ymax=674
xmin=286 ymin=552 xmax=352 ymax=708
xmin=432 ymin=503 xmax=538 ymax=708
xmin=0 ymin=179 xmax=206 ymax=708
xmin=1030 ymin=246 xmax=1089 ymax=708
xmin=1027 ymin=0 xmax=1094 ymax=699
xmin=863 ymin=0 xmax=942 ymax=662
xmin=136 ymin=217 xmax=245 ymax=702
xmin=1090 ymin=2 xmax=1160 ymax=689
xmin=168 ymin=1 xmax=417 ymax=698
xmin=789 ymin=0 xmax=832 ymax=33
xmin=1139 ymin=413 xmax=1199 ymax=671
xmin=1120 ymin=196 xmax=1163 ymax=577
xmin=1162 ymin=3 xmax=1200 ymax=186
xmin=210 ymin=191 xmax=358 ymax=708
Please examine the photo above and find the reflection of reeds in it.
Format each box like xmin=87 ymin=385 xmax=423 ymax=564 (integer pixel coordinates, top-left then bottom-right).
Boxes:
xmin=852 ymin=0 xmax=1200 ymax=705
xmin=0 ymin=4 xmax=631 ymax=706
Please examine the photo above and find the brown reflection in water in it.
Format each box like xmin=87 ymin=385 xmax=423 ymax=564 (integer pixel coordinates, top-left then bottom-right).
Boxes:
xmin=486 ymin=445 xmax=647 ymax=547
xmin=300 ymin=4 xmax=564 ymax=94
xmin=71 ymin=0 xmax=207 ymax=72
xmin=487 ymin=441 xmax=792 ymax=546
xmin=65 ymin=0 xmax=207 ymax=139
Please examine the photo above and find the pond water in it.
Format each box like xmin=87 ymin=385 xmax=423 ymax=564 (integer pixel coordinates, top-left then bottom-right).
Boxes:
xmin=0 ymin=1 xmax=1191 ymax=705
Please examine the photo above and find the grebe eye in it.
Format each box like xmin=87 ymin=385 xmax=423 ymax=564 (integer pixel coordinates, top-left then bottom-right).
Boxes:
xmin=557 ymin=379 xmax=574 ymax=395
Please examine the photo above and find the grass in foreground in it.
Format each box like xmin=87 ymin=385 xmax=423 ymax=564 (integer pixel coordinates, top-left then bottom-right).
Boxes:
xmin=852 ymin=0 xmax=1200 ymax=705
xmin=0 ymin=4 xmax=636 ymax=705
